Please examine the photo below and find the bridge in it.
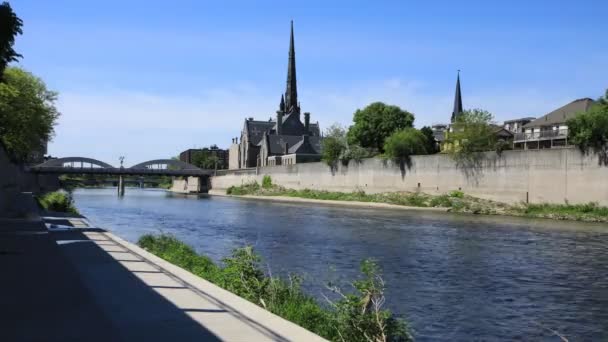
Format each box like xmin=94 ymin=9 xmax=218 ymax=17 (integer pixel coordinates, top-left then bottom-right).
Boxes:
xmin=30 ymin=157 xmax=213 ymax=176
xmin=29 ymin=157 xmax=214 ymax=195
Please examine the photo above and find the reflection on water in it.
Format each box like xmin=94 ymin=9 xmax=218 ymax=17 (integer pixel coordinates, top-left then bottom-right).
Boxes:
xmin=73 ymin=188 xmax=608 ymax=341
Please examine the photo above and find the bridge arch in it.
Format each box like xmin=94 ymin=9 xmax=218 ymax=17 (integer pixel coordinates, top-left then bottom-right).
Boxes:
xmin=35 ymin=157 xmax=115 ymax=169
xmin=129 ymin=159 xmax=201 ymax=170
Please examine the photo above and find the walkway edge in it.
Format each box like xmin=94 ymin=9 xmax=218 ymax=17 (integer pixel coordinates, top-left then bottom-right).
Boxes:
xmin=209 ymin=190 xmax=450 ymax=212
xmin=106 ymin=232 xmax=328 ymax=342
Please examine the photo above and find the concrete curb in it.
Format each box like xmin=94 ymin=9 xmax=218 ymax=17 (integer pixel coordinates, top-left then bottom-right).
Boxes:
xmin=106 ymin=232 xmax=328 ymax=342
xmin=209 ymin=190 xmax=450 ymax=212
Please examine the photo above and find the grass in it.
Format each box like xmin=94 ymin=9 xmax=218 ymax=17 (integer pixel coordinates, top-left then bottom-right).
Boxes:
xmin=138 ymin=234 xmax=412 ymax=342
xmin=226 ymin=179 xmax=608 ymax=223
xmin=518 ymin=202 xmax=608 ymax=222
xmin=36 ymin=191 xmax=79 ymax=214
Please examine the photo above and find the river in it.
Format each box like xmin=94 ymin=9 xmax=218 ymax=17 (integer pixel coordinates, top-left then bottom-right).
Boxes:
xmin=72 ymin=188 xmax=608 ymax=341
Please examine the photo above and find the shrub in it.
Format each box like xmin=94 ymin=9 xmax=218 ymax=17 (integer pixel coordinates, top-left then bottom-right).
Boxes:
xmin=383 ymin=128 xmax=428 ymax=163
xmin=262 ymin=175 xmax=272 ymax=189
xmin=226 ymin=181 xmax=260 ymax=195
xmin=449 ymin=190 xmax=464 ymax=198
xmin=567 ymin=102 xmax=608 ymax=165
xmin=37 ymin=191 xmax=79 ymax=214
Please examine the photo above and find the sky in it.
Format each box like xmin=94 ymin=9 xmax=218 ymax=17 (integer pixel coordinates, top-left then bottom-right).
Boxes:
xmin=11 ymin=0 xmax=608 ymax=165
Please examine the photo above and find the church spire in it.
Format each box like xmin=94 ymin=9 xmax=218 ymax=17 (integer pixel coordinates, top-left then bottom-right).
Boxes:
xmin=451 ymin=70 xmax=463 ymax=123
xmin=279 ymin=94 xmax=285 ymax=112
xmin=284 ymin=20 xmax=298 ymax=113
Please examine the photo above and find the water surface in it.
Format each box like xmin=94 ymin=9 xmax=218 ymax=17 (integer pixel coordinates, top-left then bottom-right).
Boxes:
xmin=73 ymin=188 xmax=608 ymax=341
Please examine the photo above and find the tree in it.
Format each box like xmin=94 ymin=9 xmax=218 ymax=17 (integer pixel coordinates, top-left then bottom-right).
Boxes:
xmin=444 ymin=109 xmax=497 ymax=162
xmin=321 ymin=123 xmax=347 ymax=166
xmin=567 ymin=102 xmax=608 ymax=165
xmin=598 ymin=88 xmax=608 ymax=106
xmin=383 ymin=128 xmax=428 ymax=163
xmin=0 ymin=67 xmax=60 ymax=161
xmin=420 ymin=126 xmax=439 ymax=154
xmin=0 ymin=2 xmax=23 ymax=80
xmin=347 ymin=102 xmax=415 ymax=152
xmin=191 ymin=149 xmax=220 ymax=169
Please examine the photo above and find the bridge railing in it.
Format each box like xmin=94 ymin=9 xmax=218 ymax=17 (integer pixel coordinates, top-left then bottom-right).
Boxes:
xmin=214 ymin=168 xmax=257 ymax=176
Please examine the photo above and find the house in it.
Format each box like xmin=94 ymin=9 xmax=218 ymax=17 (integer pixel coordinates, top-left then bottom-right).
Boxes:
xmin=228 ymin=22 xmax=322 ymax=169
xmin=513 ymin=98 xmax=595 ymax=150
xmin=503 ymin=117 xmax=535 ymax=134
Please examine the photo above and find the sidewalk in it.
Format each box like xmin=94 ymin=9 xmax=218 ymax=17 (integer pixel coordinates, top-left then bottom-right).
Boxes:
xmin=0 ymin=218 xmax=120 ymax=342
xmin=1 ymin=215 xmax=326 ymax=341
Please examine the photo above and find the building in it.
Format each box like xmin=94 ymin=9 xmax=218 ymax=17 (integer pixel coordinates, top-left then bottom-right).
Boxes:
xmin=513 ymin=98 xmax=595 ymax=150
xmin=503 ymin=117 xmax=535 ymax=134
xmin=179 ymin=145 xmax=229 ymax=169
xmin=229 ymin=22 xmax=321 ymax=169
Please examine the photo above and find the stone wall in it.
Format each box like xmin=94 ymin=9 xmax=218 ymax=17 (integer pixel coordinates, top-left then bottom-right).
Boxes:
xmin=210 ymin=148 xmax=608 ymax=205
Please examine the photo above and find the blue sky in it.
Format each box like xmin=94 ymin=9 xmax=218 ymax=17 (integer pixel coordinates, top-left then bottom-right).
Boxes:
xmin=11 ymin=0 xmax=608 ymax=164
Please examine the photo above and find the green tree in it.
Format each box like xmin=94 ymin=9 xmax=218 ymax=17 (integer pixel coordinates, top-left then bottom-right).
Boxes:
xmin=420 ymin=126 xmax=439 ymax=154
xmin=321 ymin=123 xmax=347 ymax=166
xmin=191 ymin=149 xmax=220 ymax=169
xmin=445 ymin=109 xmax=497 ymax=163
xmin=0 ymin=2 xmax=23 ymax=79
xmin=347 ymin=102 xmax=415 ymax=152
xmin=0 ymin=67 xmax=60 ymax=161
xmin=383 ymin=128 xmax=428 ymax=162
xmin=597 ymin=88 xmax=608 ymax=106
xmin=567 ymin=102 xmax=608 ymax=165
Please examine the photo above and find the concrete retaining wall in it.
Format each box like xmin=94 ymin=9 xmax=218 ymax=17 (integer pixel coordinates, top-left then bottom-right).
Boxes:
xmin=210 ymin=148 xmax=608 ymax=205
xmin=0 ymin=144 xmax=60 ymax=217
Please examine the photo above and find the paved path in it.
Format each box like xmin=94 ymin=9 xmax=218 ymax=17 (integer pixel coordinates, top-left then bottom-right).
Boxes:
xmin=1 ymin=216 xmax=326 ymax=341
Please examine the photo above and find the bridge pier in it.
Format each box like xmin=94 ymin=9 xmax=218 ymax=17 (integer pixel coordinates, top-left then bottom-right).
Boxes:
xmin=118 ymin=175 xmax=125 ymax=197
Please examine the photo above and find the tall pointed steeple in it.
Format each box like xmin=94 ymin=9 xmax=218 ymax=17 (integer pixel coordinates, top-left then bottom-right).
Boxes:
xmin=284 ymin=20 xmax=298 ymax=113
xmin=451 ymin=70 xmax=463 ymax=123
xmin=279 ymin=94 xmax=285 ymax=112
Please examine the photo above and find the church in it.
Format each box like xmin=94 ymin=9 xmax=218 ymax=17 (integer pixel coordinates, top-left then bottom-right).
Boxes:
xmin=228 ymin=22 xmax=322 ymax=169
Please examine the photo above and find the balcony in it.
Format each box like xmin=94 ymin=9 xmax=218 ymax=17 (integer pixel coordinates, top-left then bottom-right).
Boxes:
xmin=514 ymin=129 xmax=568 ymax=142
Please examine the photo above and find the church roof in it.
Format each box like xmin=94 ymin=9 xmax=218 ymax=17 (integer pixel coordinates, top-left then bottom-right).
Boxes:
xmin=451 ymin=71 xmax=463 ymax=123
xmin=263 ymin=135 xmax=321 ymax=155
xmin=245 ymin=120 xmax=275 ymax=145
xmin=288 ymin=136 xmax=321 ymax=154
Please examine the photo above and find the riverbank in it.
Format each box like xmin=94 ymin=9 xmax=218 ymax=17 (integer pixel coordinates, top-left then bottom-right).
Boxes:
xmin=138 ymin=234 xmax=411 ymax=342
xmin=218 ymin=181 xmax=608 ymax=223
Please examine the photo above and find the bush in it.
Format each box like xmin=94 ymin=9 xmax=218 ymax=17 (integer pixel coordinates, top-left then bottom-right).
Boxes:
xmin=567 ymin=102 xmax=608 ymax=165
xmin=383 ymin=128 xmax=428 ymax=162
xmin=449 ymin=190 xmax=464 ymax=198
xmin=37 ymin=191 xmax=79 ymax=214
xmin=262 ymin=175 xmax=272 ymax=189
xmin=227 ymin=181 xmax=260 ymax=195
xmin=138 ymin=235 xmax=412 ymax=341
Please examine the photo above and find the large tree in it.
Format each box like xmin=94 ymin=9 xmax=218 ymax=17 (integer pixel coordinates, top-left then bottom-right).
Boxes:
xmin=0 ymin=67 xmax=60 ymax=161
xmin=347 ymin=102 xmax=415 ymax=153
xmin=0 ymin=2 xmax=23 ymax=80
